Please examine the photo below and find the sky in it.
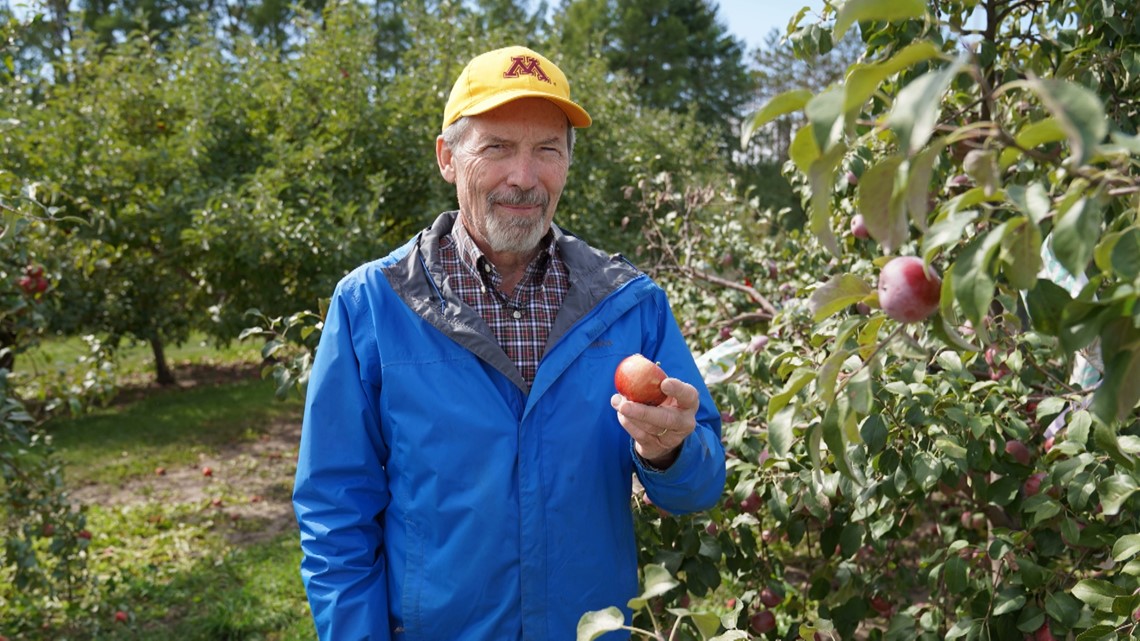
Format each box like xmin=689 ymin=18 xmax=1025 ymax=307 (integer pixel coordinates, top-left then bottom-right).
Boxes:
xmin=716 ymin=0 xmax=826 ymax=52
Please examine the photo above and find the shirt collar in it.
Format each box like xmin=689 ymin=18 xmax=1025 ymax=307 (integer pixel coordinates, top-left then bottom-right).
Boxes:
xmin=451 ymin=217 xmax=556 ymax=283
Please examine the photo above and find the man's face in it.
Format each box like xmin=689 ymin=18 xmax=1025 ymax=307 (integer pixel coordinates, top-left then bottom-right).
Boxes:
xmin=437 ymin=98 xmax=571 ymax=256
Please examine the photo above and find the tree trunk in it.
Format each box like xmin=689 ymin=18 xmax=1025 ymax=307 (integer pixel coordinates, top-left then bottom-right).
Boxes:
xmin=0 ymin=325 xmax=15 ymax=373
xmin=149 ymin=336 xmax=177 ymax=386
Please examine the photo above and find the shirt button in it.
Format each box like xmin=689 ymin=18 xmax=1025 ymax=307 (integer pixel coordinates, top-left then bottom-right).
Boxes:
xmin=512 ymin=310 xmax=522 ymax=319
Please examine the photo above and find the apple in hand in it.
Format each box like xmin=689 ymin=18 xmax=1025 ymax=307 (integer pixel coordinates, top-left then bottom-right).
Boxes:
xmin=877 ymin=256 xmax=942 ymax=323
xmin=614 ymin=354 xmax=668 ymax=406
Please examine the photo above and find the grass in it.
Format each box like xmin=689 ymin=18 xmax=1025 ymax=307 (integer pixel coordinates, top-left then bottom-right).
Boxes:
xmin=15 ymin=331 xmax=264 ymax=381
xmin=1 ymin=344 xmax=316 ymax=641
xmin=52 ymin=378 xmax=301 ymax=487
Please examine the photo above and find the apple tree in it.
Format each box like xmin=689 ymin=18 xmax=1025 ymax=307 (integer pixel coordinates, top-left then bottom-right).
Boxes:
xmin=583 ymin=1 xmax=1140 ymax=640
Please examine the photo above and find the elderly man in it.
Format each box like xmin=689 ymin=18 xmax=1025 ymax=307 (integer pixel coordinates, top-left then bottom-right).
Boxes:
xmin=292 ymin=45 xmax=726 ymax=640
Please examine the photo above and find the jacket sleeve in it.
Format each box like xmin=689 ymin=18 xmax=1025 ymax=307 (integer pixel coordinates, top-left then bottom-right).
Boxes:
xmin=633 ymin=291 xmax=727 ymax=515
xmin=293 ymin=279 xmax=392 ymax=641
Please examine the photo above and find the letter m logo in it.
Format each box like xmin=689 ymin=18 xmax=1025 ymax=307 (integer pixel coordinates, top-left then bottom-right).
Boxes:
xmin=503 ymin=56 xmax=552 ymax=84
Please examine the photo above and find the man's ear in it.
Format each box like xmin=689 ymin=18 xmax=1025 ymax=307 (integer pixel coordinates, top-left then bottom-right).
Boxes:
xmin=436 ymin=136 xmax=456 ymax=184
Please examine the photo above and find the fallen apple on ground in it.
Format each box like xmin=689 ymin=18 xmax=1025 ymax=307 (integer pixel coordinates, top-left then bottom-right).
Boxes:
xmin=614 ymin=354 xmax=668 ymax=406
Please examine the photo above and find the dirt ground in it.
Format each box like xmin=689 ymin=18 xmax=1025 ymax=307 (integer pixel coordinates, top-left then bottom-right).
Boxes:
xmin=69 ymin=363 xmax=303 ymax=546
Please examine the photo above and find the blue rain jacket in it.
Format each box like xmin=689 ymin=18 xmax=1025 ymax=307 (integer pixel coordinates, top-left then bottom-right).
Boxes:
xmin=293 ymin=211 xmax=726 ymax=641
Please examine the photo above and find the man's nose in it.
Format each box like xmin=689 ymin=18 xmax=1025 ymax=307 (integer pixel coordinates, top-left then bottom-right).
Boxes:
xmin=504 ymin=154 xmax=540 ymax=190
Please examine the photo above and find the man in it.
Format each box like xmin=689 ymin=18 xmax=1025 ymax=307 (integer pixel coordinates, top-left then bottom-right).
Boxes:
xmin=292 ymin=45 xmax=726 ymax=640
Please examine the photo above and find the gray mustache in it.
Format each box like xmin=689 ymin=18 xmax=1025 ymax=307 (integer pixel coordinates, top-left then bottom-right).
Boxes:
xmin=489 ymin=189 xmax=548 ymax=208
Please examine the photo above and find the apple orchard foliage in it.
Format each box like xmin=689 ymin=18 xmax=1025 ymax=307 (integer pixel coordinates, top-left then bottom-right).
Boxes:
xmin=580 ymin=1 xmax=1140 ymax=640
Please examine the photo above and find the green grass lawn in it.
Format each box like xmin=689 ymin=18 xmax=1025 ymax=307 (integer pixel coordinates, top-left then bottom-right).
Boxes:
xmin=1 ymin=359 xmax=317 ymax=640
xmin=14 ymin=331 xmax=265 ymax=382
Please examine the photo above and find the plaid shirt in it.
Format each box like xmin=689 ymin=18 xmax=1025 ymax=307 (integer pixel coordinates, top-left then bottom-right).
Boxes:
xmin=439 ymin=220 xmax=570 ymax=387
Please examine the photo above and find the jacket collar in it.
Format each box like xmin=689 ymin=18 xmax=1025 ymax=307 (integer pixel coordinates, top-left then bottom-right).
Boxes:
xmin=383 ymin=211 xmax=645 ymax=391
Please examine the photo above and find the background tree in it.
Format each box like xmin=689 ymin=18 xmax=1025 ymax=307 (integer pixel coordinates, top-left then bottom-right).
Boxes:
xmin=555 ymin=0 xmax=754 ymax=155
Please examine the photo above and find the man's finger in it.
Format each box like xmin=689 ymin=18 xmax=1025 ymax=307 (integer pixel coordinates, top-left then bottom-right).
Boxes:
xmin=660 ymin=378 xmax=699 ymax=410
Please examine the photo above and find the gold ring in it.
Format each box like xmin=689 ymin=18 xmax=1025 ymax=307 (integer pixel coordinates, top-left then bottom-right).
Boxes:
xmin=657 ymin=427 xmax=668 ymax=436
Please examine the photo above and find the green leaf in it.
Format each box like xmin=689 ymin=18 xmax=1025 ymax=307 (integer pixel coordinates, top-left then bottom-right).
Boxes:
xmin=709 ymin=632 xmax=750 ymax=641
xmin=627 ymin=564 xmax=680 ymax=610
xmin=809 ymin=274 xmax=874 ymax=321
xmin=906 ymin=141 xmax=946 ymax=231
xmin=806 ymin=86 xmax=848 ymax=153
xmin=1024 ymin=278 xmax=1071 ymax=336
xmin=1006 ymin=182 xmax=1053 ymax=224
xmin=1050 ymin=196 xmax=1103 ymax=278
xmin=1112 ymin=534 xmax=1140 ymax=562
xmin=951 ymin=226 xmax=1005 ymax=324
xmin=686 ymin=610 xmax=722 ymax=639
xmin=845 ymin=41 xmax=946 ymax=112
xmin=1045 ymin=591 xmax=1082 ymax=627
xmin=1028 ymin=78 xmax=1110 ymax=166
xmin=742 ymin=89 xmax=813 ymax=148
xmin=858 ymin=155 xmax=907 ymax=252
xmin=1072 ymin=579 xmax=1128 ymax=612
xmin=821 ymin=402 xmax=858 ymax=482
xmin=922 ymin=209 xmax=978 ymax=264
xmin=860 ymin=414 xmax=888 ymax=454
xmin=944 ymin=617 xmax=975 ymax=640
xmin=790 ymin=125 xmax=821 ymax=174
xmin=1110 ymin=227 xmax=1140 ymax=279
xmin=769 ymin=404 xmax=797 ymax=458
xmin=993 ymin=588 xmax=1027 ymax=616
xmin=1000 ymin=217 xmax=1044 ymax=290
xmin=1092 ymin=318 xmax=1140 ymax=423
xmin=576 ymin=607 xmax=626 ymax=641
xmin=887 ymin=56 xmax=967 ymax=156
xmin=1075 ymin=624 xmax=1122 ymax=640
xmin=769 ymin=369 xmax=817 ymax=421
xmin=943 ymin=555 xmax=969 ymax=594
xmin=809 ymin=142 xmax=848 ymax=257
xmin=1000 ymin=118 xmax=1067 ymax=169
xmin=834 ymin=0 xmax=927 ymax=41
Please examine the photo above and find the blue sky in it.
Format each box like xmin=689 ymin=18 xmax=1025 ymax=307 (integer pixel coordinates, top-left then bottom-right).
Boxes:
xmin=716 ymin=0 xmax=826 ymax=52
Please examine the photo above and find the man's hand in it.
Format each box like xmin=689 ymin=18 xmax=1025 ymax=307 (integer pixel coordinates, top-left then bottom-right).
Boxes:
xmin=611 ymin=377 xmax=700 ymax=469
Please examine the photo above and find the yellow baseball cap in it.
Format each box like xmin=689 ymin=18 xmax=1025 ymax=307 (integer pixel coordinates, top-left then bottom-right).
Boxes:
xmin=442 ymin=45 xmax=592 ymax=132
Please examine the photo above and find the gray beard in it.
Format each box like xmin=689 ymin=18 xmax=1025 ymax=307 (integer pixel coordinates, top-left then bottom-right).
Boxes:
xmin=481 ymin=189 xmax=551 ymax=253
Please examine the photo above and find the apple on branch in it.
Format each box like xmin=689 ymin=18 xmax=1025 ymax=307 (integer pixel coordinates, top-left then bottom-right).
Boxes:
xmin=614 ymin=354 xmax=668 ymax=406
xmin=877 ymin=256 xmax=942 ymax=323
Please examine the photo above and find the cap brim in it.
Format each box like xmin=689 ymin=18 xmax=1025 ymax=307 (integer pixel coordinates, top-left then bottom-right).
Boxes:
xmin=454 ymin=89 xmax=592 ymax=129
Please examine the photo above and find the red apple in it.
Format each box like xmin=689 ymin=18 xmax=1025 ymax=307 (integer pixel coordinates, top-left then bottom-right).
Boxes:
xmin=1034 ymin=622 xmax=1055 ymax=641
xmin=78 ymin=530 xmax=92 ymax=540
xmin=739 ymin=491 xmax=762 ymax=514
xmin=749 ymin=609 xmax=776 ymax=634
xmin=850 ymin=214 xmax=870 ymax=239
xmin=1005 ymin=440 xmax=1031 ymax=466
xmin=614 ymin=354 xmax=668 ymax=406
xmin=202 ymin=466 xmax=213 ymax=477
xmin=759 ymin=587 xmax=783 ymax=607
xmin=870 ymin=595 xmax=893 ymax=617
xmin=877 ymin=256 xmax=941 ymax=323
xmin=114 ymin=610 xmax=128 ymax=623
xmin=1024 ymin=472 xmax=1046 ymax=497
